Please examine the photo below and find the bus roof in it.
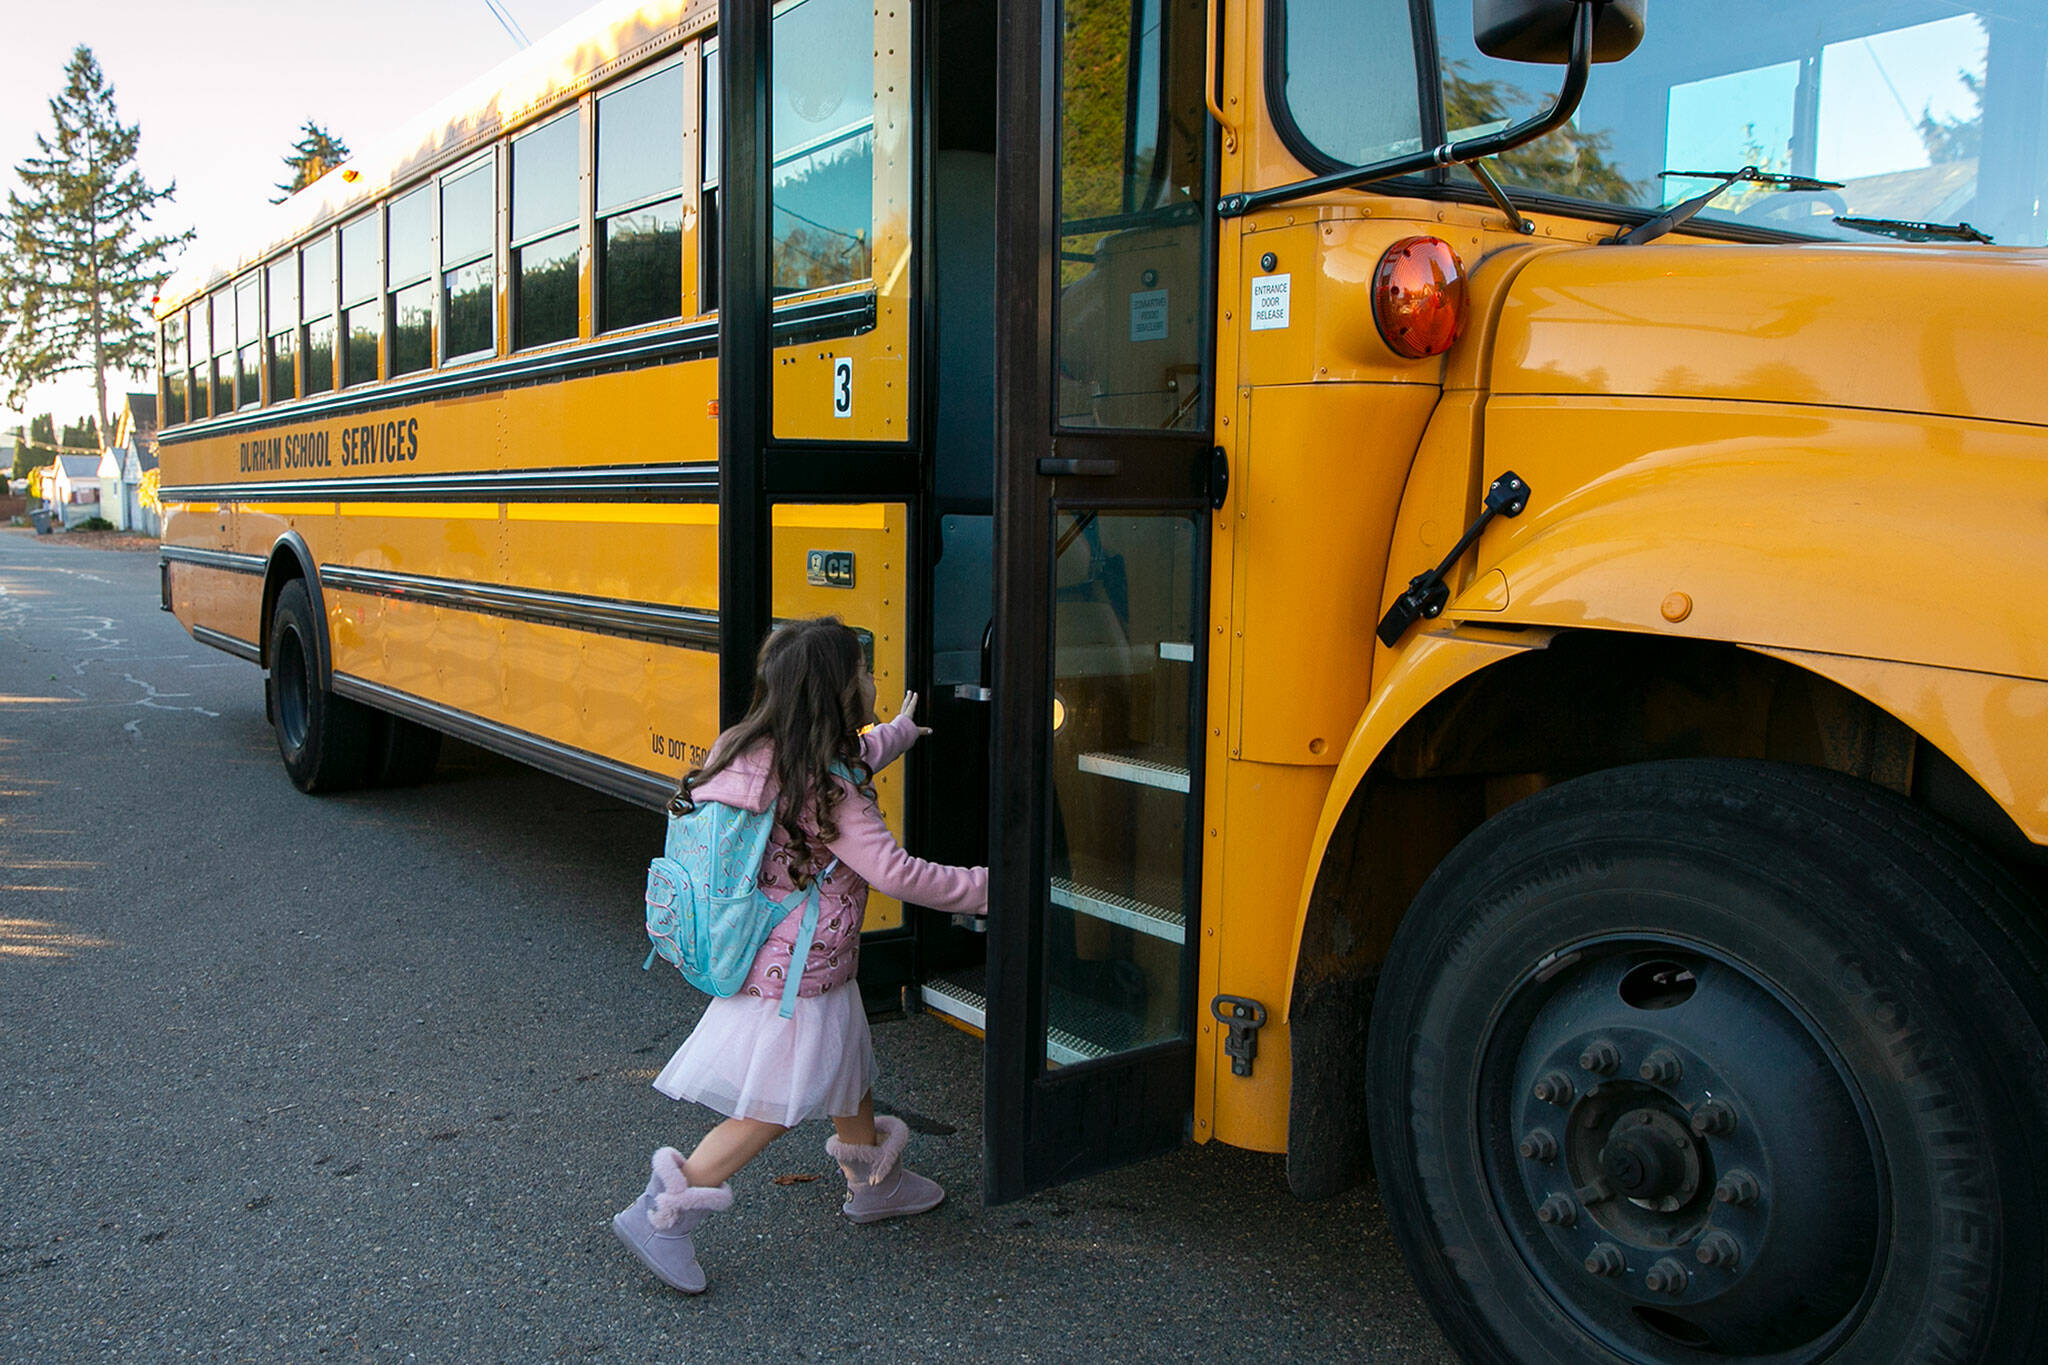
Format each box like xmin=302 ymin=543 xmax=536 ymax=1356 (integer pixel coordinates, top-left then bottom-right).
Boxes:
xmin=158 ymin=0 xmax=711 ymax=315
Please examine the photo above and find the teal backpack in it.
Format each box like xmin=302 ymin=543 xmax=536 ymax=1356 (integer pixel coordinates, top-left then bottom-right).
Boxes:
xmin=642 ymin=795 xmax=838 ymax=1019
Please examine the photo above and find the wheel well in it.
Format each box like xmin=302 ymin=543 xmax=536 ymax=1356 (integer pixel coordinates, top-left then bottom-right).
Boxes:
xmin=1284 ymin=630 xmax=2039 ymax=1198
xmin=259 ymin=541 xmax=325 ymax=684
xmin=259 ymin=557 xmax=301 ymax=670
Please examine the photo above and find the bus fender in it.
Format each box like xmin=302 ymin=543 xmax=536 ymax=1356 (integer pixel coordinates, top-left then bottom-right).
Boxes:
xmin=261 ymin=532 xmax=331 ymax=690
xmin=1286 ymin=623 xmax=1556 ymax=1022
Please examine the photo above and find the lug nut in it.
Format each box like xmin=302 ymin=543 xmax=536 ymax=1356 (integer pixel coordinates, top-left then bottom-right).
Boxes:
xmin=1714 ymin=1169 xmax=1762 ymax=1206
xmin=1519 ymin=1128 xmax=1558 ymax=1162
xmin=1645 ymin=1257 xmax=1690 ymax=1294
xmin=1576 ymin=1177 xmax=1614 ymax=1206
xmin=1695 ymin=1231 xmax=1742 ymax=1268
xmin=1690 ymin=1099 xmax=1736 ymax=1136
xmin=1584 ymin=1243 xmax=1625 ymax=1277
xmin=1579 ymin=1040 xmax=1621 ymax=1074
xmin=1533 ymin=1071 xmax=1576 ymax=1106
xmin=1536 ymin=1194 xmax=1578 ymax=1227
xmin=1639 ymin=1048 xmax=1683 ymax=1085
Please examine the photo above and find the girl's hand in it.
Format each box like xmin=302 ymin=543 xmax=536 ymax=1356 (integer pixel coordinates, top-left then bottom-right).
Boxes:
xmin=900 ymin=690 xmax=934 ymax=738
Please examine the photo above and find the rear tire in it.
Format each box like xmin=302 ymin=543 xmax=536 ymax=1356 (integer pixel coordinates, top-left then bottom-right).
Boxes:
xmin=269 ymin=578 xmax=374 ymax=793
xmin=1367 ymin=759 xmax=2048 ymax=1363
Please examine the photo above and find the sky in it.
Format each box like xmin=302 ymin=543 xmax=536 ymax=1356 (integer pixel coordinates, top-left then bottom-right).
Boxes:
xmin=0 ymin=0 xmax=602 ymax=436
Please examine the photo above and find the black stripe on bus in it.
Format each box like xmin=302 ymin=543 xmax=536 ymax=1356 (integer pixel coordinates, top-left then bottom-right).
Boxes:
xmin=319 ymin=564 xmax=722 ymax=651
xmin=159 ymin=461 xmax=719 ymax=505
xmin=331 ymin=672 xmax=677 ymax=810
xmin=157 ymin=292 xmax=877 ymax=448
xmin=191 ymin=625 xmax=262 ymax=661
xmin=160 ymin=545 xmax=266 ymax=574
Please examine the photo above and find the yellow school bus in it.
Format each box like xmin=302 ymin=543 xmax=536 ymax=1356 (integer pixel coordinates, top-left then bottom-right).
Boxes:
xmin=159 ymin=0 xmax=2048 ymax=1357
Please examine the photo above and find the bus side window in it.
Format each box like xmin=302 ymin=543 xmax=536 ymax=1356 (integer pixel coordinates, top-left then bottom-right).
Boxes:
xmin=340 ymin=213 xmax=382 ymax=386
xmin=161 ymin=313 xmax=187 ymax=426
xmin=441 ymin=161 xmax=496 ymax=363
xmin=510 ymin=112 xmax=582 ymax=350
xmin=596 ymin=64 xmax=686 ymax=333
xmin=211 ymin=287 xmax=236 ymax=414
xmin=303 ymin=233 xmax=337 ymax=396
xmin=267 ymin=254 xmax=298 ymax=403
xmin=388 ymin=186 xmax=433 ymax=378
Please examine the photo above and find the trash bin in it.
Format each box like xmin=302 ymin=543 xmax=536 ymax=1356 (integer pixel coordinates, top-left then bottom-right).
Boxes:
xmin=30 ymin=508 xmax=51 ymax=535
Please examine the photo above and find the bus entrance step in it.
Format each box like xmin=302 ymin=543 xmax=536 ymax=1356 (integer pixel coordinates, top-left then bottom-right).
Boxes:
xmin=1075 ymin=747 xmax=1191 ymax=793
xmin=919 ymin=966 xmax=1151 ymax=1066
xmin=1051 ymin=873 xmax=1186 ymax=944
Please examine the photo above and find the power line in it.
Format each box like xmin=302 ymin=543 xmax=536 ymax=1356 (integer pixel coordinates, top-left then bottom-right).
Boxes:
xmin=481 ymin=0 xmax=533 ymax=49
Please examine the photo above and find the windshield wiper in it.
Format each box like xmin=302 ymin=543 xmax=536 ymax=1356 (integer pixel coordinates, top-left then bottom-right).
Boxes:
xmin=1612 ymin=167 xmax=1844 ymax=247
xmin=1834 ymin=215 xmax=1994 ymax=245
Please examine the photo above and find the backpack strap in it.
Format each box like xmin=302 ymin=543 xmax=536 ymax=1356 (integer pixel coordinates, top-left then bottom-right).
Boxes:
xmin=777 ymin=858 xmax=839 ymax=1019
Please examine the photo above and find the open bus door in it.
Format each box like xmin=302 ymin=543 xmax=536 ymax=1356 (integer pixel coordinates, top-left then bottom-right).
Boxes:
xmin=980 ymin=0 xmax=1218 ymax=1203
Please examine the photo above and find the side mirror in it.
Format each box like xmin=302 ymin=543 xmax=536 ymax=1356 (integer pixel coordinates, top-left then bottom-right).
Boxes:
xmin=1475 ymin=0 xmax=1646 ymax=64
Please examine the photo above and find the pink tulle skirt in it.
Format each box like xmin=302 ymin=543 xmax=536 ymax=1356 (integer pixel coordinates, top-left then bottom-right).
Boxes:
xmin=652 ymin=984 xmax=877 ymax=1126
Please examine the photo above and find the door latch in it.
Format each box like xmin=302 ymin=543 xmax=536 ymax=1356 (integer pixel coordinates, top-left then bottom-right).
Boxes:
xmin=1211 ymin=994 xmax=1269 ymax=1077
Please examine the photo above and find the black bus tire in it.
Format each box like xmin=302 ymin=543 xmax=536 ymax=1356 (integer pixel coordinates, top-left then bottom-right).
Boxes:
xmin=268 ymin=578 xmax=373 ymax=793
xmin=369 ymin=712 xmax=442 ymax=787
xmin=1366 ymin=759 xmax=2048 ymax=1365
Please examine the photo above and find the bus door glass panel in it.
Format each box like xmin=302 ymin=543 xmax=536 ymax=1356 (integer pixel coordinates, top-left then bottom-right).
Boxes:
xmin=1044 ymin=510 xmax=1199 ymax=1064
xmin=766 ymin=0 xmax=910 ymax=443
xmin=1055 ymin=0 xmax=1208 ymax=431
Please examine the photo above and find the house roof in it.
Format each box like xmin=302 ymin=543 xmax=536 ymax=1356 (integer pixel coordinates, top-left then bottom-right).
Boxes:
xmin=56 ymin=454 xmax=100 ymax=479
xmin=117 ymin=393 xmax=158 ymax=446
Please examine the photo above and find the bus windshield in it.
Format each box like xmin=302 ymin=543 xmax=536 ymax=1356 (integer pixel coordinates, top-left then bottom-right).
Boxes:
xmin=1281 ymin=1 xmax=2048 ymax=247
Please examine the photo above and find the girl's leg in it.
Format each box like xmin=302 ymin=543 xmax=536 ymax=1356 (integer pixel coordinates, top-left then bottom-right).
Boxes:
xmin=682 ymin=1116 xmax=787 ymax=1187
xmin=829 ymin=1092 xmax=878 ymax=1148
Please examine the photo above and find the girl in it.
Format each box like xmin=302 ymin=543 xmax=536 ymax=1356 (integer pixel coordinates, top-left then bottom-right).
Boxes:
xmin=612 ymin=617 xmax=989 ymax=1295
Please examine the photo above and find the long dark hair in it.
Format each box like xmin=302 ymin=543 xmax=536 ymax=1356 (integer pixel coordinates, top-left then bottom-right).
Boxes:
xmin=668 ymin=617 xmax=875 ymax=886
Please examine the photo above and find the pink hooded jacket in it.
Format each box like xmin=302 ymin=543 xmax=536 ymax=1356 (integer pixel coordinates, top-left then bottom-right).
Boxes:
xmin=687 ymin=711 xmax=988 ymax=1002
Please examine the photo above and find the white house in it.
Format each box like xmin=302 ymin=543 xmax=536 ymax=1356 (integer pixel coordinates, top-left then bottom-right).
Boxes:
xmin=101 ymin=393 xmax=160 ymax=534
xmin=49 ymin=453 xmax=103 ymax=528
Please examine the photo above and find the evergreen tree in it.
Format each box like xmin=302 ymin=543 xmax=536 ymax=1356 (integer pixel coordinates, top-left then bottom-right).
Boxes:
xmin=59 ymin=416 xmax=99 ymax=449
xmin=28 ymin=414 xmax=55 ymax=448
xmin=0 ymin=46 xmax=191 ymax=454
xmin=273 ymin=121 xmax=352 ymax=202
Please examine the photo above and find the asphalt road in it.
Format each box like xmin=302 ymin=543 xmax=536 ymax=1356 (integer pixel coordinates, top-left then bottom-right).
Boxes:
xmin=0 ymin=528 xmax=1457 ymax=1364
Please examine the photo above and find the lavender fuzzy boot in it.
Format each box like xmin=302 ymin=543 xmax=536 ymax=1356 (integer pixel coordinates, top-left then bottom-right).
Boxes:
xmin=825 ymin=1115 xmax=945 ymax=1224
xmin=611 ymin=1147 xmax=733 ymax=1293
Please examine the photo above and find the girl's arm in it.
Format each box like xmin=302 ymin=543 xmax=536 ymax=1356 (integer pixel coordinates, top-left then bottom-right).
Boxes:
xmin=826 ymin=781 xmax=988 ymax=915
xmin=858 ymin=692 xmax=931 ymax=774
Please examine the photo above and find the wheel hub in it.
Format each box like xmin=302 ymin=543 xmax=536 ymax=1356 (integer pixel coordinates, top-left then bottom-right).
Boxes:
xmin=1599 ymin=1109 xmax=1698 ymax=1208
xmin=1490 ymin=946 xmax=1882 ymax=1356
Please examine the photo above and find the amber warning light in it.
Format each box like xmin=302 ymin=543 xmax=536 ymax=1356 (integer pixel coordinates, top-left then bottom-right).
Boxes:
xmin=1373 ymin=236 xmax=1467 ymax=359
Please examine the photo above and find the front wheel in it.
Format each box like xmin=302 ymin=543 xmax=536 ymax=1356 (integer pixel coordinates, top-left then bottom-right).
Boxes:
xmin=1368 ymin=760 xmax=2047 ymax=1364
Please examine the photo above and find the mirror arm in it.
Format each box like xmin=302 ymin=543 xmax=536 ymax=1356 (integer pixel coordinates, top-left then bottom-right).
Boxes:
xmin=1468 ymin=159 xmax=1535 ymax=235
xmin=1218 ymin=0 xmax=1597 ymax=220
